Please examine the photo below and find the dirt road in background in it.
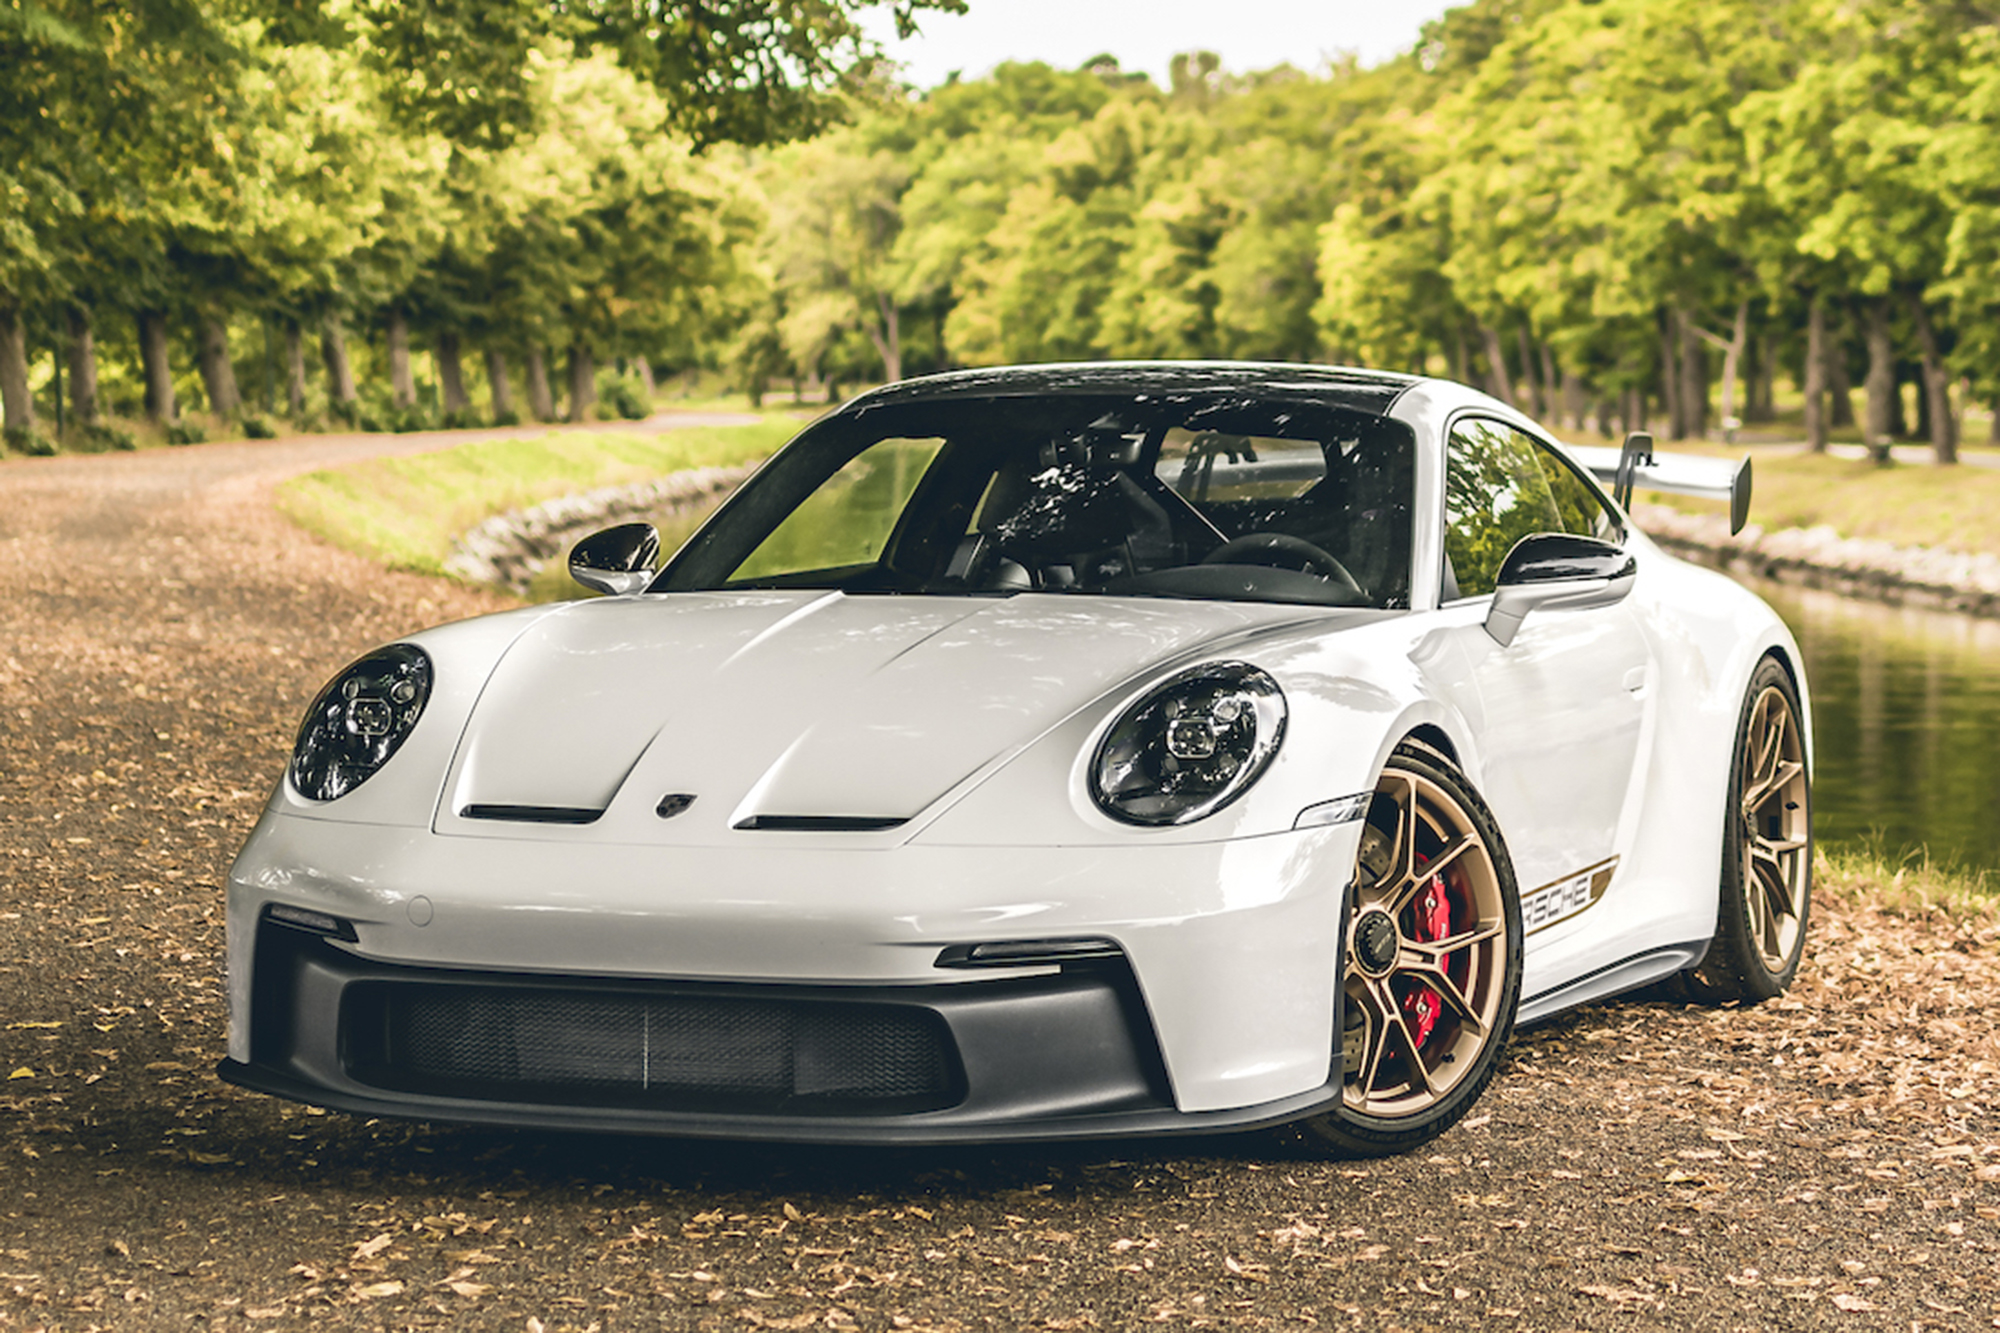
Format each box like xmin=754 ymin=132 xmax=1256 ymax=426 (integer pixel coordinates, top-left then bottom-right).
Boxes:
xmin=2 ymin=429 xmax=1998 ymax=1331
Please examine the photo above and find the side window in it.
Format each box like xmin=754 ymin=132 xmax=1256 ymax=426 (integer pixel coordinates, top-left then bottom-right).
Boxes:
xmin=1535 ymin=440 xmax=1623 ymax=544
xmin=1443 ymin=421 xmax=1560 ymax=599
xmin=1443 ymin=421 xmax=1623 ymax=599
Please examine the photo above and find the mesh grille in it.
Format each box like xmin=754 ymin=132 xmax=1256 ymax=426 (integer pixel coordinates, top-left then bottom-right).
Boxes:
xmin=346 ymin=982 xmax=959 ymax=1114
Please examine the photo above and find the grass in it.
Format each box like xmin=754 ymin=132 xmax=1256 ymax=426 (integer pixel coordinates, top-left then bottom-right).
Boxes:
xmin=275 ymin=418 xmax=798 ymax=576
xmin=1817 ymin=843 xmax=2000 ymax=922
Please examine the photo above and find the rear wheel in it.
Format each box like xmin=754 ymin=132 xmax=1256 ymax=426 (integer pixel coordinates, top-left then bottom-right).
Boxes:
xmin=1299 ymin=743 xmax=1522 ymax=1157
xmin=1685 ymin=657 xmax=1811 ymax=1002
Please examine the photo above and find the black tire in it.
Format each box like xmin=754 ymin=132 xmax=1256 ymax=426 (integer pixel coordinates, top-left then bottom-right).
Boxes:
xmin=1298 ymin=741 xmax=1523 ymax=1158
xmin=1684 ymin=655 xmax=1812 ymax=1003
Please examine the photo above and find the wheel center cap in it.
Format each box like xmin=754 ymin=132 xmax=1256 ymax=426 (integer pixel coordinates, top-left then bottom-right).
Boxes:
xmin=1354 ymin=909 xmax=1399 ymax=976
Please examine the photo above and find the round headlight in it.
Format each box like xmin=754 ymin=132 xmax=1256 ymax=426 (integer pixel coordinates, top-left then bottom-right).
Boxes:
xmin=1090 ymin=662 xmax=1286 ymax=826
xmin=290 ymin=645 xmax=432 ymax=802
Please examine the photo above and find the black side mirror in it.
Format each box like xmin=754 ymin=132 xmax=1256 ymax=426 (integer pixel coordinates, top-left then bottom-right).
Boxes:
xmin=569 ymin=523 xmax=661 ymax=597
xmin=1484 ymin=533 xmax=1637 ymax=647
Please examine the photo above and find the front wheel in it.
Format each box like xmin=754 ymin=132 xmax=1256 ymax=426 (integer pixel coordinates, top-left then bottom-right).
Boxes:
xmin=1298 ymin=743 xmax=1523 ymax=1157
xmin=1684 ymin=656 xmax=1812 ymax=1003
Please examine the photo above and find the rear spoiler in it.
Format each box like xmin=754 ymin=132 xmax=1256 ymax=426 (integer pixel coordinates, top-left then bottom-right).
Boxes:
xmin=1566 ymin=432 xmax=1753 ymax=535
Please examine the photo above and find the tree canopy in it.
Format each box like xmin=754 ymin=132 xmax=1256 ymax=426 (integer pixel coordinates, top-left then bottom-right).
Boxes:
xmin=6 ymin=0 xmax=1999 ymax=462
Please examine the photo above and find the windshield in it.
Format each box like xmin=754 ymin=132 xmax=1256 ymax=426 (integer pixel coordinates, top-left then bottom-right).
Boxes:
xmin=656 ymin=392 xmax=1414 ymax=608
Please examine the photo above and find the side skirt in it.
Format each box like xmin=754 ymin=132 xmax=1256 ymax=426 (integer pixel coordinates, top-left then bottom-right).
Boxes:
xmin=1516 ymin=940 xmax=1709 ymax=1026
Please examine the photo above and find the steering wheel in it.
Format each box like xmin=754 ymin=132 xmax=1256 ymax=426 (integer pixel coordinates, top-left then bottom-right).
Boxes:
xmin=1201 ymin=533 xmax=1362 ymax=593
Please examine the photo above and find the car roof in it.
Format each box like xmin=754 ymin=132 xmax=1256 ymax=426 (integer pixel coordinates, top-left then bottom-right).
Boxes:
xmin=845 ymin=361 xmax=1421 ymax=418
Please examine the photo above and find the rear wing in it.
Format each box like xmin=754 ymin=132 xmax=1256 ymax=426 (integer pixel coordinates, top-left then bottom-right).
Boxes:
xmin=1566 ymin=433 xmax=1753 ymax=535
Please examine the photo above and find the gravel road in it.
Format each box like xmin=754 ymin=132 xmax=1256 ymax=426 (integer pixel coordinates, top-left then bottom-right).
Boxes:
xmin=2 ymin=428 xmax=1998 ymax=1332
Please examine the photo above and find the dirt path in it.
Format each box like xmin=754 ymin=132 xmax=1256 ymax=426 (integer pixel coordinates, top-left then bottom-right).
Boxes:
xmin=2 ymin=428 xmax=1998 ymax=1331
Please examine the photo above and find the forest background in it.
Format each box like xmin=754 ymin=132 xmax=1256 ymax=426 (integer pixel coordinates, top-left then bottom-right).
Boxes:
xmin=5 ymin=0 xmax=1999 ymax=462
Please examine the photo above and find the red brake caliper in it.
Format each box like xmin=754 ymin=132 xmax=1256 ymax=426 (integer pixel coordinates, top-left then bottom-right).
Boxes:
xmin=1402 ymin=862 xmax=1454 ymax=1048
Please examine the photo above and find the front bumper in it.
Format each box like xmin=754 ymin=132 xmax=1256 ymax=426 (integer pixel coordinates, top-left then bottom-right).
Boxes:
xmin=226 ymin=811 xmax=1360 ymax=1121
xmin=219 ymin=918 xmax=1341 ymax=1144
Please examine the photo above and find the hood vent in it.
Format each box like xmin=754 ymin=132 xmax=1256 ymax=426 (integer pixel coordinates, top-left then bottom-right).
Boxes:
xmin=461 ymin=804 xmax=604 ymax=826
xmin=734 ymin=815 xmax=908 ymax=833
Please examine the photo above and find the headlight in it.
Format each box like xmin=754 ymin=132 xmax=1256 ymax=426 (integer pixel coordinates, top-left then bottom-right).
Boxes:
xmin=290 ymin=645 xmax=432 ymax=802
xmin=1090 ymin=662 xmax=1286 ymax=826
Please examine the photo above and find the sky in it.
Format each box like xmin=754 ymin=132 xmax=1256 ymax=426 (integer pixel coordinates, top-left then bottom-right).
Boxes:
xmin=860 ymin=0 xmax=1459 ymax=90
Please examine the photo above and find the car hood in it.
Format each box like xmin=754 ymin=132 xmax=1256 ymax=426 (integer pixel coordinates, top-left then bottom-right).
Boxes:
xmin=440 ymin=591 xmax=1313 ymax=831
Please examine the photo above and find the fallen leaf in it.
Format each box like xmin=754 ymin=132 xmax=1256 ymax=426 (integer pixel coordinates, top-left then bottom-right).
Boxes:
xmin=351 ymin=1280 xmax=403 ymax=1300
xmin=351 ymin=1233 xmax=393 ymax=1261
xmin=1831 ymin=1294 xmax=1874 ymax=1312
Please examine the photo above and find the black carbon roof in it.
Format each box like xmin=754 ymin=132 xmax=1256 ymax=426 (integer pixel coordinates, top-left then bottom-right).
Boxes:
xmin=846 ymin=361 xmax=1419 ymax=417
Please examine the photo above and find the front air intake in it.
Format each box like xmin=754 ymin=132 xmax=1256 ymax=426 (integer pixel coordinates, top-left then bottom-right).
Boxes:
xmin=733 ymin=815 xmax=909 ymax=832
xmin=459 ymin=804 xmax=604 ymax=825
xmin=342 ymin=982 xmax=961 ymax=1115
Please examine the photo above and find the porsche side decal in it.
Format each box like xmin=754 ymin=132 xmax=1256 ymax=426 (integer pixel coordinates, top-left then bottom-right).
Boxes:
xmin=1521 ymin=858 xmax=1617 ymax=936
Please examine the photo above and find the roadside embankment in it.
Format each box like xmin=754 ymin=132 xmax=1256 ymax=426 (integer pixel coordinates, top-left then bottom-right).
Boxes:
xmin=443 ymin=463 xmax=756 ymax=595
xmin=274 ymin=414 xmax=793 ymax=578
xmin=1634 ymin=502 xmax=2000 ymax=618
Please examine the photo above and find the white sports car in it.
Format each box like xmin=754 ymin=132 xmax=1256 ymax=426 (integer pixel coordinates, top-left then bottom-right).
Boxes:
xmin=220 ymin=363 xmax=1811 ymax=1156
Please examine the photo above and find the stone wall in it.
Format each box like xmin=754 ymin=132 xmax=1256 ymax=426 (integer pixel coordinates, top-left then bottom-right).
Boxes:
xmin=1633 ymin=502 xmax=2000 ymax=618
xmin=443 ymin=463 xmax=759 ymax=597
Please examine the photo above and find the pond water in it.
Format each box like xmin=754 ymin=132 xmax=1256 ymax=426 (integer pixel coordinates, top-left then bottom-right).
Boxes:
xmin=530 ymin=495 xmax=2000 ymax=869
xmin=1750 ymin=579 xmax=2000 ymax=870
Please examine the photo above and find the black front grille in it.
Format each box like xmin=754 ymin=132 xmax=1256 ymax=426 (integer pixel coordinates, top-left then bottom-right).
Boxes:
xmin=343 ymin=982 xmax=961 ymax=1115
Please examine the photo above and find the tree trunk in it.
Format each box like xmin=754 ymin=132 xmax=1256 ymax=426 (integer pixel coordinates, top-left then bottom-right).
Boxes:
xmin=283 ymin=321 xmax=307 ymax=416
xmin=1560 ymin=365 xmax=1586 ymax=432
xmin=566 ymin=341 xmax=595 ymax=423
xmin=1658 ymin=310 xmax=1685 ymax=440
xmin=633 ymin=356 xmax=655 ymax=395
xmin=1450 ymin=326 xmax=1470 ymax=384
xmin=1752 ymin=336 xmax=1776 ymax=421
xmin=1862 ymin=298 xmax=1896 ymax=458
xmin=321 ymin=315 xmax=357 ymax=406
xmin=524 ymin=346 xmax=555 ymax=420
xmin=65 ymin=306 xmax=98 ymax=426
xmin=1678 ymin=310 xmax=1710 ymax=439
xmin=1826 ymin=309 xmax=1855 ymax=427
xmin=484 ymin=347 xmax=513 ymax=421
xmin=436 ymin=331 xmax=469 ymax=414
xmin=1690 ymin=301 xmax=1749 ymax=441
xmin=867 ymin=293 xmax=903 ymax=383
xmin=0 ymin=302 xmax=32 ymax=433
xmin=1516 ymin=327 xmax=1545 ymax=419
xmin=138 ymin=311 xmax=176 ymax=422
xmin=1803 ymin=296 xmax=1827 ymax=453
xmin=1907 ymin=292 xmax=1957 ymax=464
xmin=195 ymin=314 xmax=241 ymax=416
xmin=1622 ymin=386 xmax=1643 ymax=436
xmin=1477 ymin=324 xmax=1515 ymax=407
xmin=1991 ymin=398 xmax=2000 ymax=445
xmin=385 ymin=310 xmax=415 ymax=408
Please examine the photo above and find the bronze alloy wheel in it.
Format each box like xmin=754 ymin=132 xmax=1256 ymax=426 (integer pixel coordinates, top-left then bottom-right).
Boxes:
xmin=1738 ymin=685 xmax=1810 ymax=971
xmin=1301 ymin=742 xmax=1521 ymax=1157
xmin=1687 ymin=656 xmax=1813 ymax=1003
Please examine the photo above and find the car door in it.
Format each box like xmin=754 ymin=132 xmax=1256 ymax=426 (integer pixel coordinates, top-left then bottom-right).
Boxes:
xmin=1441 ymin=418 xmax=1655 ymax=926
